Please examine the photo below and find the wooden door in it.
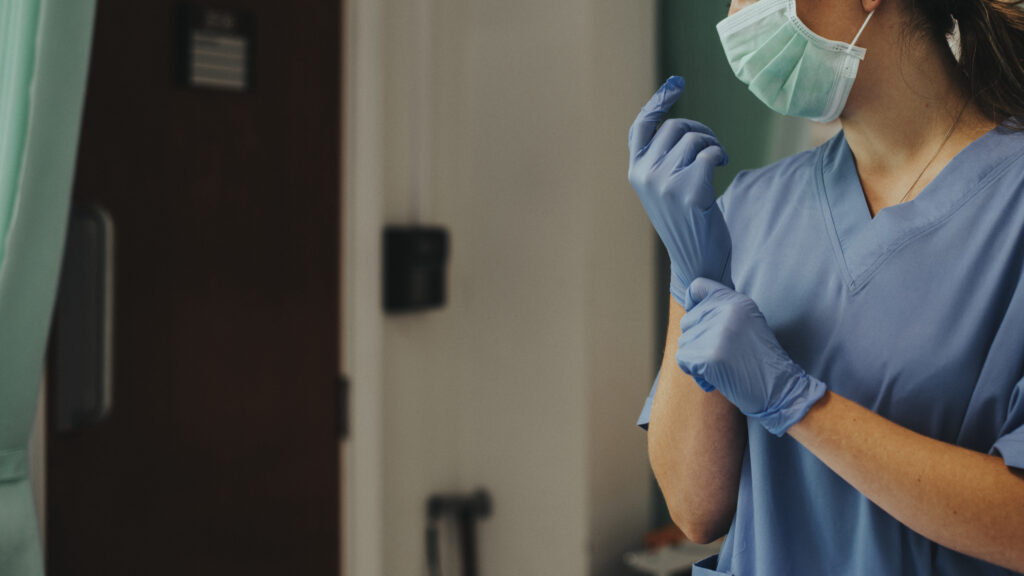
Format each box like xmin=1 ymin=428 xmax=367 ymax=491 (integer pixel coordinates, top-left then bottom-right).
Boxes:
xmin=45 ymin=1 xmax=342 ymax=574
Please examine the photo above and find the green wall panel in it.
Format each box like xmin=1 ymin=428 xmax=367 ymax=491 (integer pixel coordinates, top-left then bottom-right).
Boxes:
xmin=657 ymin=0 xmax=779 ymax=193
xmin=648 ymin=0 xmax=783 ymax=534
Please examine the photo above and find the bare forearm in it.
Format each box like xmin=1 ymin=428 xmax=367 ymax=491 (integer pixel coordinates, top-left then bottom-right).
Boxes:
xmin=647 ymin=297 xmax=746 ymax=543
xmin=789 ymin=391 xmax=1024 ymax=572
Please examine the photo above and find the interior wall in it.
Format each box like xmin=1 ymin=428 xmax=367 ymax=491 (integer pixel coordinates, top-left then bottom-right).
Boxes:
xmin=341 ymin=0 xmax=386 ymax=573
xmin=581 ymin=4 xmax=661 ymax=573
xmin=344 ymin=0 xmax=658 ymax=575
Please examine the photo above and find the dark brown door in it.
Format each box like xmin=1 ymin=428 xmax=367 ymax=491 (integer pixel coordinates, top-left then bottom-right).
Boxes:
xmin=46 ymin=1 xmax=342 ymax=574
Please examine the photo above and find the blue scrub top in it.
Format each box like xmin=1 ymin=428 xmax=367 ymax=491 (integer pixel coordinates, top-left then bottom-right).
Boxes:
xmin=637 ymin=125 xmax=1024 ymax=576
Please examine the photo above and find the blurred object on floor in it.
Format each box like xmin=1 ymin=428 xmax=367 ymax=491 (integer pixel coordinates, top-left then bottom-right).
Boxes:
xmin=624 ymin=537 xmax=724 ymax=576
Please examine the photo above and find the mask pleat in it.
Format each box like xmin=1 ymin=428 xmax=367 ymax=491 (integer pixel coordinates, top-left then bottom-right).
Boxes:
xmin=748 ymin=31 xmax=806 ymax=114
xmin=729 ymin=14 xmax=792 ymax=76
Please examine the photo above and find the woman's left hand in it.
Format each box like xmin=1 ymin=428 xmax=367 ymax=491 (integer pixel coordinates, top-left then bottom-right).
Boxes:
xmin=676 ymin=277 xmax=828 ymax=436
xmin=627 ymin=76 xmax=733 ymax=306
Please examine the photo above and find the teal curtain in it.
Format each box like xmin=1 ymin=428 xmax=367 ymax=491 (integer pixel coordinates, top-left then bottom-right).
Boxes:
xmin=0 ymin=0 xmax=96 ymax=572
xmin=649 ymin=0 xmax=805 ymax=532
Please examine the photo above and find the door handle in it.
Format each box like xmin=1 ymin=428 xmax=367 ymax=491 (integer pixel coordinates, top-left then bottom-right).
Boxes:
xmin=53 ymin=201 xmax=115 ymax=433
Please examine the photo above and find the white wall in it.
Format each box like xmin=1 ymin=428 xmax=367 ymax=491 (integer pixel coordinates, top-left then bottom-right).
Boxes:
xmin=343 ymin=1 xmax=659 ymax=575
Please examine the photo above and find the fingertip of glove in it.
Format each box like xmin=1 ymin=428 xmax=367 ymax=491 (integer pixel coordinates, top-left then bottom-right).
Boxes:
xmin=696 ymin=378 xmax=716 ymax=393
xmin=684 ymin=278 xmax=712 ymax=311
xmin=683 ymin=292 xmax=697 ymax=313
xmin=698 ymin=145 xmax=729 ymax=168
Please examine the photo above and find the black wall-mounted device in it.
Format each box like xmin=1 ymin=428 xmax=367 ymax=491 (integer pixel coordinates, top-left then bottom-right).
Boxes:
xmin=383 ymin=226 xmax=449 ymax=312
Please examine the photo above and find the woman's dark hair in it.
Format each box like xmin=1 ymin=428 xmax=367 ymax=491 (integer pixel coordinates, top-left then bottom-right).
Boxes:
xmin=906 ymin=0 xmax=1024 ymax=127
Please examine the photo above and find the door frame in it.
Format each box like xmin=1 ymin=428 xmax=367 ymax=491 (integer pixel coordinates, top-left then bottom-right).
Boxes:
xmin=341 ymin=0 xmax=386 ymax=575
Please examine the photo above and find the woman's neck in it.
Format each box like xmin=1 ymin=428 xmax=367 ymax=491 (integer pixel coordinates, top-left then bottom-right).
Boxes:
xmin=839 ymin=30 xmax=997 ymax=211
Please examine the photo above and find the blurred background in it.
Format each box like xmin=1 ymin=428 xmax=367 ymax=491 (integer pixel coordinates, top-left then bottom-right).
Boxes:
xmin=26 ymin=0 xmax=837 ymax=574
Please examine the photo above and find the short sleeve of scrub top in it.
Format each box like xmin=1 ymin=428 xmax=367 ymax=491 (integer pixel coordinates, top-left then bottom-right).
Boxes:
xmin=637 ymin=125 xmax=1024 ymax=576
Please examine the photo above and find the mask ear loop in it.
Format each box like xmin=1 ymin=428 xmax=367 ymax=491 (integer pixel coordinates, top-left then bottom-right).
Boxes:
xmin=847 ymin=9 xmax=876 ymax=53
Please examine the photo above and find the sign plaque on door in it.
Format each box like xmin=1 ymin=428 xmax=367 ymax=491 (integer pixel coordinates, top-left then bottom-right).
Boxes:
xmin=175 ymin=4 xmax=254 ymax=92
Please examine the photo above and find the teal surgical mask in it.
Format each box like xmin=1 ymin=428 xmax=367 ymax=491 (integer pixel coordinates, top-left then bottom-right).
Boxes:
xmin=716 ymin=0 xmax=875 ymax=123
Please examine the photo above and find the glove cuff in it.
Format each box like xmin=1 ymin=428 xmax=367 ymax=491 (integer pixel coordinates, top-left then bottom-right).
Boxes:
xmin=756 ymin=370 xmax=828 ymax=437
xmin=669 ymin=260 xmax=734 ymax=312
xmin=669 ymin=271 xmax=688 ymax=309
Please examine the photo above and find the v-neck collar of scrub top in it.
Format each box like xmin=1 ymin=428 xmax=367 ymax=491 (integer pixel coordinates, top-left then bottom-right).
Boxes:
xmin=816 ymin=123 xmax=1024 ymax=294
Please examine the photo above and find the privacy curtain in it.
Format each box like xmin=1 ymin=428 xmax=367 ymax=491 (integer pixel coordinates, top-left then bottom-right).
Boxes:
xmin=0 ymin=0 xmax=96 ymax=572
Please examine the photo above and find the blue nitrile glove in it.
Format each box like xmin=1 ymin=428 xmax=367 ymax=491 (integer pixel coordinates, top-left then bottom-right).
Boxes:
xmin=628 ymin=76 xmax=733 ymax=308
xmin=675 ymin=277 xmax=827 ymax=436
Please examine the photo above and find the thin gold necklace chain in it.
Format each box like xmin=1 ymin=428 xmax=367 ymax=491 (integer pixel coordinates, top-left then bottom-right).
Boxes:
xmin=896 ymin=96 xmax=971 ymax=205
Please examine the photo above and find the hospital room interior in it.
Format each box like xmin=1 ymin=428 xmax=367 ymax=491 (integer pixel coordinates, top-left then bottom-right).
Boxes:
xmin=4 ymin=0 xmax=865 ymax=575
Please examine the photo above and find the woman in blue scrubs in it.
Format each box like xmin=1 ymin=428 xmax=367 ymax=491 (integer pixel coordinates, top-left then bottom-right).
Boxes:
xmin=631 ymin=0 xmax=1024 ymax=574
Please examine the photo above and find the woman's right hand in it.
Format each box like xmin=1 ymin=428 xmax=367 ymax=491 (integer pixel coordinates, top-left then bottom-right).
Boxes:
xmin=628 ymin=76 xmax=734 ymax=308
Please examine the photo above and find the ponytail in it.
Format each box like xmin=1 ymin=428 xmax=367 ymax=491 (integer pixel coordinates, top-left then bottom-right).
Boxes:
xmin=908 ymin=0 xmax=1024 ymax=128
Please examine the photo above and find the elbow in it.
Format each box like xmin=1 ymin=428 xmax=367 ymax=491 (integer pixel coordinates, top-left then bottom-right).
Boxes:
xmin=668 ymin=507 xmax=730 ymax=545
xmin=1009 ymin=541 xmax=1024 ymax=574
xmin=674 ymin=521 xmax=725 ymax=546
xmin=656 ymin=475 xmax=736 ymax=545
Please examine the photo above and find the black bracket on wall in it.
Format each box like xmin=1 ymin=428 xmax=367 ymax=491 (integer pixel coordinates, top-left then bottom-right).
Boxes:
xmin=426 ymin=489 xmax=492 ymax=576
